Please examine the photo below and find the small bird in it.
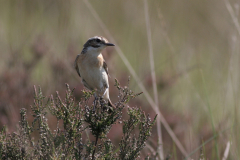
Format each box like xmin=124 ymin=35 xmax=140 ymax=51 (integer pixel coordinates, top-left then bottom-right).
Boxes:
xmin=74 ymin=36 xmax=115 ymax=108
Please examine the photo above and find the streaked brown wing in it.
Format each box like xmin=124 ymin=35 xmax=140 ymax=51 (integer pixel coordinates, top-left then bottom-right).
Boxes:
xmin=74 ymin=54 xmax=81 ymax=77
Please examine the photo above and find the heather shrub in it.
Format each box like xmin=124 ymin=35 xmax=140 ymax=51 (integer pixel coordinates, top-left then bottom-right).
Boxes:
xmin=0 ymin=79 xmax=156 ymax=160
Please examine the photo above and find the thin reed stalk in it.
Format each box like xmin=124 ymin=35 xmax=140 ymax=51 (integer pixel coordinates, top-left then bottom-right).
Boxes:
xmin=143 ymin=0 xmax=163 ymax=159
xmin=222 ymin=141 xmax=230 ymax=160
xmin=82 ymin=0 xmax=189 ymax=158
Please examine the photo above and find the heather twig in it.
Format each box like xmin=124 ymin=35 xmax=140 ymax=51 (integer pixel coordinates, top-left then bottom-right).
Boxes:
xmin=0 ymin=80 xmax=156 ymax=159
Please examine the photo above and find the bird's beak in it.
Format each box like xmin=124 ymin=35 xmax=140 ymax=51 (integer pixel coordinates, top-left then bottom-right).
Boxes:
xmin=105 ymin=43 xmax=115 ymax=46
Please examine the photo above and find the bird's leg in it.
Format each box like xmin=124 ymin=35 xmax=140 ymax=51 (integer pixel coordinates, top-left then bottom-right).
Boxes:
xmin=93 ymin=93 xmax=97 ymax=110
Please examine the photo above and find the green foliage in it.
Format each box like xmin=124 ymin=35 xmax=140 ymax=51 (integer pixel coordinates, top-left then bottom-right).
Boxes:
xmin=119 ymin=108 xmax=157 ymax=160
xmin=0 ymin=80 xmax=156 ymax=160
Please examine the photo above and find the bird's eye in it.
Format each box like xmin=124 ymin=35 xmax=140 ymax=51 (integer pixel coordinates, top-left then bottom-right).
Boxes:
xmin=96 ymin=39 xmax=101 ymax=43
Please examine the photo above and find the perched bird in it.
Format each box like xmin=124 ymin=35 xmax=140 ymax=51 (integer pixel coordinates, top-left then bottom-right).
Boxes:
xmin=74 ymin=36 xmax=115 ymax=108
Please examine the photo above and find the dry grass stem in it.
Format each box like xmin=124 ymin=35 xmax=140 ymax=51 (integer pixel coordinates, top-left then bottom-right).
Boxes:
xmin=222 ymin=141 xmax=231 ymax=160
xmin=82 ymin=0 xmax=188 ymax=158
xmin=143 ymin=0 xmax=163 ymax=159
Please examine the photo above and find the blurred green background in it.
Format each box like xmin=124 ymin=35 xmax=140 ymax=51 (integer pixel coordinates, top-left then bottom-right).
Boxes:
xmin=0 ymin=0 xmax=239 ymax=159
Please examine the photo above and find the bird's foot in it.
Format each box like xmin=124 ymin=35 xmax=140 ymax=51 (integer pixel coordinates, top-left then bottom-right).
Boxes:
xmin=93 ymin=96 xmax=99 ymax=111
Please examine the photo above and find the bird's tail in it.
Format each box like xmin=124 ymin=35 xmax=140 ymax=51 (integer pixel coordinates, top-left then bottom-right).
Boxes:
xmin=108 ymin=99 xmax=116 ymax=108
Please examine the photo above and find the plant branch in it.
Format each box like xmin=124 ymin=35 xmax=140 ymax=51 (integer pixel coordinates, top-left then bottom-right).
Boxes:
xmin=92 ymin=135 xmax=99 ymax=160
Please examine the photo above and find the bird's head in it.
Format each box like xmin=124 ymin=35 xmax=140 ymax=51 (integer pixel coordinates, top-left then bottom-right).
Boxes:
xmin=83 ymin=36 xmax=115 ymax=53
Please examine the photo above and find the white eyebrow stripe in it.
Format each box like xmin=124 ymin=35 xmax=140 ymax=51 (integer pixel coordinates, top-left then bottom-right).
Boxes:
xmin=88 ymin=36 xmax=101 ymax=41
xmin=87 ymin=36 xmax=109 ymax=44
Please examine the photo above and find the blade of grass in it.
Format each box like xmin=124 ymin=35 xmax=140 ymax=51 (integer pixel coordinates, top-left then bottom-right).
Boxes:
xmin=82 ymin=0 xmax=189 ymax=158
xmin=143 ymin=0 xmax=163 ymax=159
xmin=184 ymin=127 xmax=230 ymax=160
xmin=199 ymin=69 xmax=219 ymax=160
